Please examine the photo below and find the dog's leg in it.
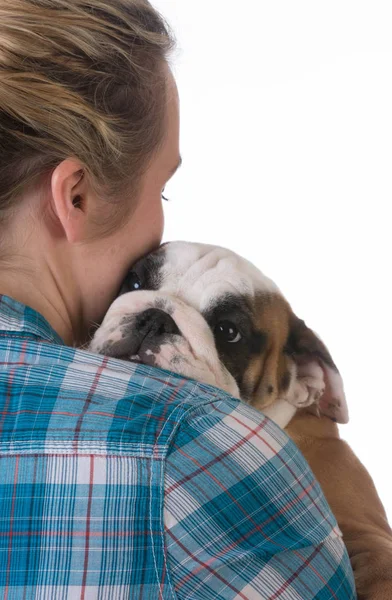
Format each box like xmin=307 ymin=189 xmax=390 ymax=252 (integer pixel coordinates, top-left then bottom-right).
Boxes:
xmin=262 ymin=399 xmax=297 ymax=429
xmin=287 ymin=412 xmax=392 ymax=599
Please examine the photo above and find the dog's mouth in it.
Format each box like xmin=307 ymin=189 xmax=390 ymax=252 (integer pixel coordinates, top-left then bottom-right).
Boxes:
xmin=128 ymin=332 xmax=183 ymax=368
xmin=131 ymin=308 xmax=182 ymax=364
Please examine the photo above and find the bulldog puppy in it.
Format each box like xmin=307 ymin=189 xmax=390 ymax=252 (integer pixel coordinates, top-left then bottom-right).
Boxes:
xmin=90 ymin=241 xmax=348 ymax=429
xmin=89 ymin=241 xmax=392 ymax=599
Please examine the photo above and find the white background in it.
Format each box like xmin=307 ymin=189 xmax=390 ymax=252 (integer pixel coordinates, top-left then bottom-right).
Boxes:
xmin=155 ymin=0 xmax=392 ymax=519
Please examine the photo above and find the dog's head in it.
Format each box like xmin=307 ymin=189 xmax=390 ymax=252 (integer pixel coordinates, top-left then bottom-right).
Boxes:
xmin=89 ymin=241 xmax=348 ymax=423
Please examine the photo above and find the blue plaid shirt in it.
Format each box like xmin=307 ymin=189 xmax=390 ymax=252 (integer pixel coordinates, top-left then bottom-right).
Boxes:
xmin=0 ymin=294 xmax=356 ymax=599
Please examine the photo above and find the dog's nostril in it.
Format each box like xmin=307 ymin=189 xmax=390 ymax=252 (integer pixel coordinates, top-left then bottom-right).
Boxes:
xmin=136 ymin=308 xmax=179 ymax=339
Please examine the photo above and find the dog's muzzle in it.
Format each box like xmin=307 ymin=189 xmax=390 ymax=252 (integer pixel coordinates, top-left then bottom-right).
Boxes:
xmin=89 ymin=290 xmax=240 ymax=397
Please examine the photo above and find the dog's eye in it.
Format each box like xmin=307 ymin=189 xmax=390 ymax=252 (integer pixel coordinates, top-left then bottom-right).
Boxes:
xmin=124 ymin=271 xmax=142 ymax=292
xmin=214 ymin=321 xmax=242 ymax=344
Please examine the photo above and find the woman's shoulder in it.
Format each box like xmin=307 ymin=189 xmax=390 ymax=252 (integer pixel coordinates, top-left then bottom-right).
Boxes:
xmin=0 ymin=331 xmax=244 ymax=450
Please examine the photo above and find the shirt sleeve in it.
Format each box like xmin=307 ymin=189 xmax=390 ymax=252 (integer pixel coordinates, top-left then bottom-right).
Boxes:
xmin=164 ymin=397 xmax=356 ymax=600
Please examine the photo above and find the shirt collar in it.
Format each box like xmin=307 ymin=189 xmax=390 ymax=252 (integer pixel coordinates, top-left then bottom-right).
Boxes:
xmin=0 ymin=294 xmax=65 ymax=346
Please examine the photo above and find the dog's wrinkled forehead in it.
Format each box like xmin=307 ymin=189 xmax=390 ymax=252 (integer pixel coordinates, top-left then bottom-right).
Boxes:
xmin=132 ymin=241 xmax=280 ymax=308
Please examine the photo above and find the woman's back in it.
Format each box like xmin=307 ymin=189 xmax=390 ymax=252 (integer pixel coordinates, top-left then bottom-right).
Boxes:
xmin=0 ymin=294 xmax=356 ymax=598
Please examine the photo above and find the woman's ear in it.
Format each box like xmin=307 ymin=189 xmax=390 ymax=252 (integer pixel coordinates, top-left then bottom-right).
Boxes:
xmin=50 ymin=158 xmax=89 ymax=243
xmin=285 ymin=314 xmax=348 ymax=424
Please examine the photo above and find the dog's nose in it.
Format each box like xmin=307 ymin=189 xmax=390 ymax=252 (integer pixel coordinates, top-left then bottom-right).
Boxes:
xmin=136 ymin=308 xmax=180 ymax=340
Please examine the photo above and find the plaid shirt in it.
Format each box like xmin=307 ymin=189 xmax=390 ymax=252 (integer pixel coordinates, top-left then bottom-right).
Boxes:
xmin=0 ymin=294 xmax=356 ymax=599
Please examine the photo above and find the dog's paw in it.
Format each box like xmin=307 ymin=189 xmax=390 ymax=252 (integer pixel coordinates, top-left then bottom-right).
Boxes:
xmin=285 ymin=361 xmax=325 ymax=408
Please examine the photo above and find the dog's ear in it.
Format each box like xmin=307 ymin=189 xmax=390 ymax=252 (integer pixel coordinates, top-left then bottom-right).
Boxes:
xmin=284 ymin=314 xmax=348 ymax=424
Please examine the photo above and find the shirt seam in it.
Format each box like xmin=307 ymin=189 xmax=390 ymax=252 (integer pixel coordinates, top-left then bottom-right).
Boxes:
xmin=157 ymin=395 xmax=241 ymax=600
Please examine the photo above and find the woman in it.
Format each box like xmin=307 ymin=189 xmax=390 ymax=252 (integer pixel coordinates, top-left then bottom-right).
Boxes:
xmin=0 ymin=1 xmax=355 ymax=598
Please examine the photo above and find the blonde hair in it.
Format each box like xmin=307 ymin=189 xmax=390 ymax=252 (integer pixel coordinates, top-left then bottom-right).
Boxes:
xmin=0 ymin=0 xmax=175 ymax=233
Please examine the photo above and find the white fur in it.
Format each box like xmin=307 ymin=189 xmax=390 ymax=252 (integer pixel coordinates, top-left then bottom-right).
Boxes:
xmin=262 ymin=400 xmax=297 ymax=428
xmin=160 ymin=242 xmax=280 ymax=313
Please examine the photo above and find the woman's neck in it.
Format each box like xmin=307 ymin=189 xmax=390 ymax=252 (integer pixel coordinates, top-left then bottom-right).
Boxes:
xmin=0 ymin=257 xmax=81 ymax=347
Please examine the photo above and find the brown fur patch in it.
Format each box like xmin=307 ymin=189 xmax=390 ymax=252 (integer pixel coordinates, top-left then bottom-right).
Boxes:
xmin=243 ymin=293 xmax=293 ymax=411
